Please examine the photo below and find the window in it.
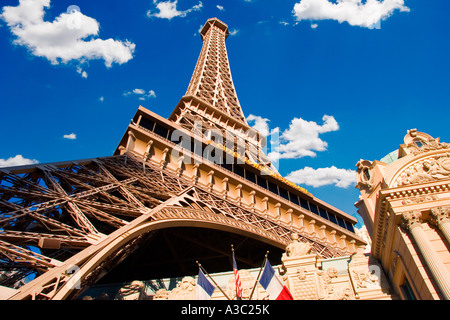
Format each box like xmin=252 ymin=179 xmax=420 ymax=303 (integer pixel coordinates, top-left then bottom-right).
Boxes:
xmin=221 ymin=162 xmax=233 ymax=172
xmin=328 ymin=213 xmax=337 ymax=224
xmin=140 ymin=117 xmax=155 ymax=132
xmin=234 ymin=165 xmax=245 ymax=178
xmin=336 ymin=216 xmax=346 ymax=229
xmin=246 ymin=170 xmax=256 ymax=184
xmin=400 ymin=278 xmax=416 ymax=300
xmin=413 ymin=139 xmax=424 ymax=148
xmin=257 ymin=176 xmax=268 ymax=189
xmin=309 ymin=203 xmax=319 ymax=215
xmin=363 ymin=168 xmax=371 ymax=181
xmin=268 ymin=181 xmax=278 ymax=195
xmin=279 ymin=188 xmax=289 ymax=201
xmin=154 ymin=123 xmax=169 ymax=139
xmin=290 ymin=193 xmax=300 ymax=206
xmin=300 ymin=198 xmax=309 ymax=211
xmin=319 ymin=208 xmax=328 ymax=220
xmin=345 ymin=221 xmax=355 ymax=233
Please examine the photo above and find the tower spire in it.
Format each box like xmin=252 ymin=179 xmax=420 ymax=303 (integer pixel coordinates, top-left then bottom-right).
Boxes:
xmin=169 ymin=18 xmax=275 ymax=172
xmin=185 ymin=18 xmax=246 ymax=124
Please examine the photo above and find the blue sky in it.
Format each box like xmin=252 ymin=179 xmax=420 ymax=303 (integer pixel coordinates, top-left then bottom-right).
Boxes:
xmin=1 ymin=0 xmax=449 ymax=227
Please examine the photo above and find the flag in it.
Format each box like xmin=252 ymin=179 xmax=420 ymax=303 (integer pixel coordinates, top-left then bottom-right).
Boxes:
xmin=259 ymin=260 xmax=293 ymax=300
xmin=232 ymin=249 xmax=243 ymax=299
xmin=196 ymin=268 xmax=216 ymax=300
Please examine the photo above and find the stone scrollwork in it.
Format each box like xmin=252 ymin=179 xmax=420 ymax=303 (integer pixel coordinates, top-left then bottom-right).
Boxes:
xmin=153 ymin=288 xmax=170 ymax=300
xmin=403 ymin=129 xmax=450 ymax=156
xmin=296 ymin=267 xmax=307 ymax=281
xmin=115 ymin=280 xmax=146 ymax=300
xmin=402 ymin=195 xmax=437 ymax=205
xmin=327 ymin=267 xmax=339 ymax=279
xmin=352 ymin=268 xmax=380 ymax=289
xmin=395 ymin=154 xmax=450 ymax=187
xmin=167 ymin=276 xmax=197 ymax=300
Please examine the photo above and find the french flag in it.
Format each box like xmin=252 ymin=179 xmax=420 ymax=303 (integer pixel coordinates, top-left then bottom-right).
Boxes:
xmin=196 ymin=268 xmax=216 ymax=300
xmin=259 ymin=260 xmax=293 ymax=300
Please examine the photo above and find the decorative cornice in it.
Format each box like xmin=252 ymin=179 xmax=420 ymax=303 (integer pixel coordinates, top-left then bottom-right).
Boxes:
xmin=381 ymin=180 xmax=450 ymax=203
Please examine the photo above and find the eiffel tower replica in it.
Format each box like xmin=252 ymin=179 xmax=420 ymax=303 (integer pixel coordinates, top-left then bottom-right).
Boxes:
xmin=0 ymin=18 xmax=365 ymax=300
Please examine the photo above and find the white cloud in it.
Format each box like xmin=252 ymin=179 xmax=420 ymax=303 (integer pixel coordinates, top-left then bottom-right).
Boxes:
xmin=147 ymin=0 xmax=203 ymax=20
xmin=0 ymin=0 xmax=135 ymax=68
xmin=270 ymin=115 xmax=339 ymax=160
xmin=99 ymin=96 xmax=104 ymax=102
xmin=229 ymin=28 xmax=239 ymax=36
xmin=124 ymin=88 xmax=156 ymax=100
xmin=247 ymin=113 xmax=352 ymax=188
xmin=293 ymin=0 xmax=410 ymax=28
xmin=286 ymin=166 xmax=356 ymax=188
xmin=63 ymin=133 xmax=77 ymax=140
xmin=194 ymin=24 xmax=203 ymax=36
xmin=0 ymin=155 xmax=39 ymax=168
xmin=147 ymin=90 xmax=157 ymax=98
xmin=247 ymin=114 xmax=276 ymax=138
xmin=216 ymin=5 xmax=225 ymax=11
xmin=76 ymin=66 xmax=88 ymax=78
xmin=311 ymin=23 xmax=318 ymax=29
xmin=247 ymin=114 xmax=339 ymax=161
xmin=133 ymin=88 xmax=146 ymax=95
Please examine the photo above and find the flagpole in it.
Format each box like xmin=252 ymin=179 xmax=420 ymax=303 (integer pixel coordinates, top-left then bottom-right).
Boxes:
xmin=249 ymin=251 xmax=269 ymax=301
xmin=231 ymin=244 xmax=241 ymax=300
xmin=196 ymin=261 xmax=231 ymax=300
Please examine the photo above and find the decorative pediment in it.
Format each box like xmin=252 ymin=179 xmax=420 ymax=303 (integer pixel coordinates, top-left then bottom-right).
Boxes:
xmin=401 ymin=129 xmax=450 ymax=157
xmin=393 ymin=153 xmax=450 ymax=187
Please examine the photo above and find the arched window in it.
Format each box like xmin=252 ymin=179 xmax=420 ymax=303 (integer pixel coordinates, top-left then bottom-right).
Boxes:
xmin=363 ymin=168 xmax=371 ymax=181
xmin=413 ymin=138 xmax=426 ymax=148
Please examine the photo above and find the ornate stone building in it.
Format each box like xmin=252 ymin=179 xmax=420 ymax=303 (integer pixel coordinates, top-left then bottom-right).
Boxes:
xmin=355 ymin=129 xmax=450 ymax=300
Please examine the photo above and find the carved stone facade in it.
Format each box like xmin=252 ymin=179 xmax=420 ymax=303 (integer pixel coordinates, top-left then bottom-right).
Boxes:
xmin=356 ymin=129 xmax=450 ymax=300
xmin=90 ymin=236 xmax=393 ymax=301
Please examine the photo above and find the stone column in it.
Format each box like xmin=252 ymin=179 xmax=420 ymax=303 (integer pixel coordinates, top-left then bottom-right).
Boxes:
xmin=430 ymin=206 xmax=450 ymax=245
xmin=402 ymin=211 xmax=450 ymax=300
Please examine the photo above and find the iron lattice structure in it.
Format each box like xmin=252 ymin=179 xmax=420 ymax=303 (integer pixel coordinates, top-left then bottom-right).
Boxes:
xmin=1 ymin=18 xmax=364 ymax=299
xmin=0 ymin=154 xmax=340 ymax=299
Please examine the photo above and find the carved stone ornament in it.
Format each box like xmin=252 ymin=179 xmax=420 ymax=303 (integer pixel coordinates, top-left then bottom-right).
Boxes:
xmin=327 ymin=267 xmax=339 ymax=279
xmin=402 ymin=194 xmax=437 ymax=205
xmin=429 ymin=206 xmax=450 ymax=226
xmin=401 ymin=211 xmax=423 ymax=231
xmin=317 ymin=267 xmax=351 ymax=300
xmin=167 ymin=276 xmax=197 ymax=300
xmin=285 ymin=233 xmax=312 ymax=258
xmin=296 ymin=267 xmax=307 ymax=281
xmin=403 ymin=129 xmax=450 ymax=156
xmin=395 ymin=154 xmax=450 ymax=187
xmin=355 ymin=160 xmax=373 ymax=189
xmin=115 ymin=280 xmax=146 ymax=300
xmin=352 ymin=268 xmax=380 ymax=289
xmin=153 ymin=288 xmax=170 ymax=300
xmin=407 ymin=140 xmax=450 ymax=156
